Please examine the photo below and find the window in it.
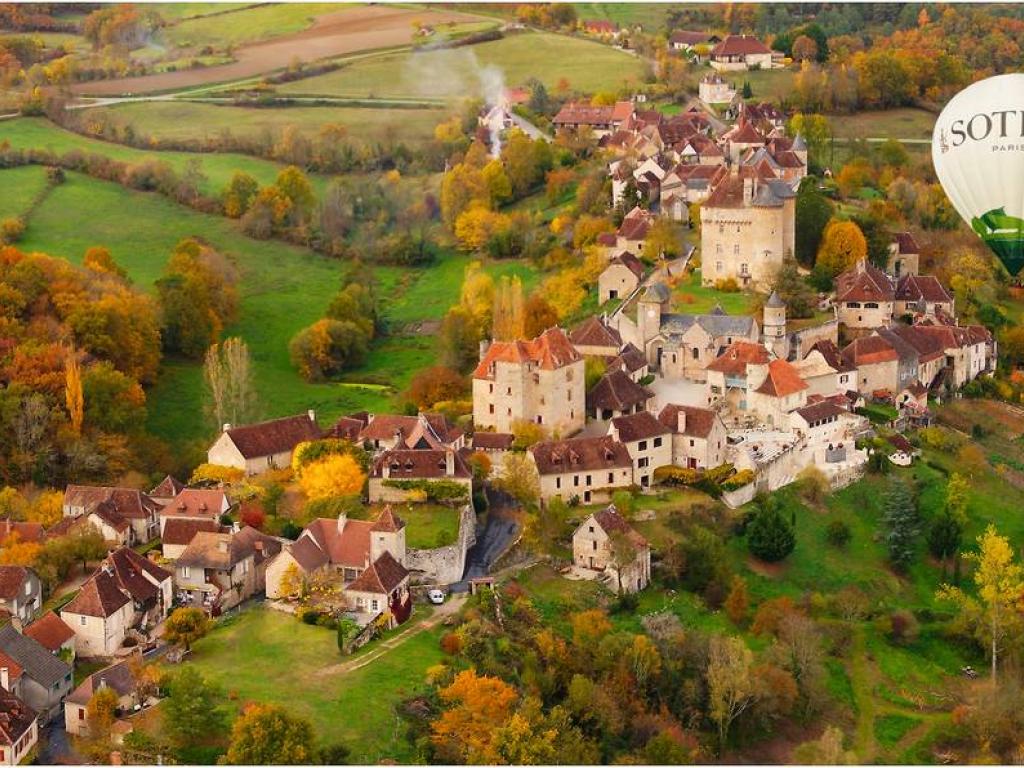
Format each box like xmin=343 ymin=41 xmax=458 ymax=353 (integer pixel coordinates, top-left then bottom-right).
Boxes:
xmin=654 ymin=437 xmax=662 ymax=448
xmin=716 ymin=261 xmax=723 ymax=273
xmin=638 ymin=440 xmax=648 ymax=451
xmin=586 ymin=475 xmax=592 ymax=486
xmin=740 ymin=263 xmax=749 ymax=276
xmin=80 ymin=616 xmax=86 ymax=626
xmin=23 ymin=582 xmax=29 ymax=596
xmin=489 ymin=404 xmax=494 ymax=414
xmin=692 ymin=348 xmax=699 ymax=360
xmin=78 ymin=709 xmax=85 ymax=721
xmin=506 ymin=387 xmax=512 ymax=395
xmin=865 ymin=302 xmax=879 ymax=309
xmin=182 ymin=566 xmax=190 ymax=579
xmin=488 ymin=383 xmax=493 ymax=393
xmin=556 ymin=477 xmax=561 ymax=489
xmin=567 ymin=390 xmax=572 ymax=401
xmin=371 ymin=599 xmax=379 ymax=612
xmin=588 ymin=526 xmax=594 ymax=533
xmin=689 ymin=439 xmax=695 ymax=447
xmin=592 ymin=541 xmax=597 ymax=551
xmin=716 ymin=244 xmax=722 ymax=254
xmin=733 ymin=244 xmax=740 ymax=255
xmin=638 ymin=457 xmax=649 ymax=469
xmin=574 ymin=475 xmax=580 ymax=487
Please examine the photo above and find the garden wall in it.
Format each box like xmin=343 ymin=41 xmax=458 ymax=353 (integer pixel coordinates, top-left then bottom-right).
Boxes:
xmin=406 ymin=504 xmax=476 ymax=585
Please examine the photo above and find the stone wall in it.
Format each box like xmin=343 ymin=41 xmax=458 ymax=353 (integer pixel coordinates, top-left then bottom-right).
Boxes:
xmin=790 ymin=317 xmax=839 ymax=361
xmin=406 ymin=505 xmax=477 ymax=586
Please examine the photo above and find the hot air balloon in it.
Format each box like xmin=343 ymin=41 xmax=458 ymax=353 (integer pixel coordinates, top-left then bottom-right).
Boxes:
xmin=932 ymin=73 xmax=1024 ymax=278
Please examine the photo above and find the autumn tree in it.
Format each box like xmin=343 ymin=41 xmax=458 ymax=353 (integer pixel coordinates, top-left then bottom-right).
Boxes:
xmin=816 ymin=219 xmax=867 ymax=278
xmin=405 ymin=366 xmax=468 ymax=410
xmin=939 ymin=525 xmax=1024 ymax=682
xmin=84 ymin=685 xmax=119 ymax=757
xmin=163 ymin=607 xmax=211 ymax=652
xmin=299 ymin=454 xmax=365 ymax=501
xmin=225 ymin=703 xmax=316 ymax=765
xmin=492 ymin=452 xmax=540 ymax=507
xmin=83 ymin=246 xmax=127 ymax=280
xmin=64 ymin=349 xmax=83 ymax=435
xmin=204 ymin=337 xmax=257 ymax=430
xmin=724 ymin=575 xmax=749 ymax=625
xmin=707 ymin=635 xmax=755 ymax=750
xmin=643 ymin=217 xmax=684 ymax=261
xmin=431 ymin=669 xmax=518 ymax=763
xmin=289 ymin=319 xmax=368 ymax=382
xmin=492 ymin=275 xmax=525 ymax=341
xmin=222 ymin=172 xmax=259 ymax=218
xmin=274 ymin=166 xmax=316 ymax=225
xmin=82 ymin=362 xmax=146 ymax=435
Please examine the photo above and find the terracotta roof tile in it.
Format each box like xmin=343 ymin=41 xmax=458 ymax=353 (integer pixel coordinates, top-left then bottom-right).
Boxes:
xmin=67 ymin=660 xmax=136 ymax=706
xmin=529 ymin=435 xmax=632 ymax=475
xmin=471 ymin=432 xmax=514 ymax=451
xmin=794 ymin=401 xmax=846 ymax=424
xmin=842 ymin=335 xmax=899 ymax=366
xmin=0 ymin=567 xmax=32 ymax=601
xmin=592 ymin=506 xmax=647 ymax=547
xmin=24 ymin=612 xmax=74 ymax=653
xmin=657 ymin=404 xmax=718 ymax=438
xmin=63 ymin=570 xmax=129 ymax=619
xmin=304 ymin=518 xmax=372 ymax=570
xmin=712 ymin=34 xmax=773 ymax=56
xmin=370 ymin=449 xmax=471 ymax=480
xmin=894 ymin=231 xmax=919 ymax=254
xmin=895 ymin=274 xmax=953 ymax=304
xmin=836 ymin=260 xmax=893 ymax=303
xmin=346 ymin=551 xmax=409 ymax=595
xmin=287 ymin=535 xmax=329 ymax=573
xmin=370 ymin=506 xmax=405 ymax=533
xmin=149 ymin=475 xmax=184 ymax=500
xmin=474 ymin=327 xmax=580 ymax=379
xmin=224 ymin=413 xmax=322 ymax=459
xmin=588 ymin=370 xmax=654 ymax=411
xmin=610 ymin=411 xmax=671 ymax=442
xmin=755 ymin=359 xmax=808 ymax=397
xmin=706 ymin=341 xmax=770 ymax=376
xmin=161 ymin=518 xmax=223 ymax=547
xmin=0 ymin=687 xmax=35 ymax=747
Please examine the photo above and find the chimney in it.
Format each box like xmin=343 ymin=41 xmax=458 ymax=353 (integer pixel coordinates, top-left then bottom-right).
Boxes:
xmin=231 ymin=522 xmax=240 ymax=534
xmin=479 ymin=339 xmax=491 ymax=361
xmin=217 ymin=539 xmax=229 ymax=554
xmin=336 ymin=511 xmax=347 ymax=534
xmin=307 ymin=409 xmax=316 ymax=423
xmin=444 ymin=450 xmax=455 ymax=476
xmin=677 ymin=409 xmax=687 ymax=434
xmin=110 ymin=752 xmax=122 ymax=766
xmin=98 ymin=676 xmax=107 ymax=689
xmin=222 ymin=423 xmax=231 ymax=433
xmin=743 ymin=176 xmax=754 ymax=203
xmin=1 ymin=667 xmax=9 ymax=692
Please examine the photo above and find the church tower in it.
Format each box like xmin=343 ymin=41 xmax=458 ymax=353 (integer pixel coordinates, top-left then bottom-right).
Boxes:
xmin=762 ymin=291 xmax=789 ymax=360
xmin=370 ymin=506 xmax=407 ymax=566
xmin=637 ymin=282 xmax=670 ymax=348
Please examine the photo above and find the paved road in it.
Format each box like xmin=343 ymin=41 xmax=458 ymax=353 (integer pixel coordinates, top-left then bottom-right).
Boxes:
xmin=39 ymin=720 xmax=83 ymax=765
xmin=450 ymin=490 xmax=520 ymax=593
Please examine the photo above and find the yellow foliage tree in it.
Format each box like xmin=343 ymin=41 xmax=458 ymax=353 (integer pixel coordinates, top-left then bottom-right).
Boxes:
xmin=65 ymin=350 xmax=84 ymax=435
xmin=459 ymin=261 xmax=495 ymax=331
xmin=189 ymin=463 xmax=244 ymax=485
xmin=816 ymin=219 xmax=867 ymax=277
xmin=539 ymin=269 xmax=586 ymax=320
xmin=431 ymin=669 xmax=518 ymax=764
xmin=299 ymin=454 xmax=365 ymax=501
xmin=492 ymin=275 xmax=525 ymax=341
xmin=0 ymin=533 xmax=41 ymax=567
xmin=27 ymin=491 xmax=63 ymax=527
xmin=454 ymin=206 xmax=510 ymax=252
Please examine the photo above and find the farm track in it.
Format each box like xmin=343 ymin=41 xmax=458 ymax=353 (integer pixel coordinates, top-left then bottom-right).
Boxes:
xmin=71 ymin=4 xmax=485 ymax=97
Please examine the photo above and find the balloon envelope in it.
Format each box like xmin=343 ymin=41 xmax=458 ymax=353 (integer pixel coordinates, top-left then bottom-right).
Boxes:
xmin=932 ymin=73 xmax=1024 ymax=276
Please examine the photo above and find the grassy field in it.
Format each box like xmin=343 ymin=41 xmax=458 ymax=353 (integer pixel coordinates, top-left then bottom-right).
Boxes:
xmin=0 ymin=117 xmax=331 ymax=198
xmin=6 ymin=168 xmax=538 ymax=446
xmin=158 ymin=3 xmax=340 ymax=49
xmin=830 ymin=107 xmax=935 ymax=141
xmin=356 ymin=503 xmax=463 ymax=549
xmin=90 ymin=101 xmax=448 ymax=147
xmin=278 ymin=31 xmax=647 ymax=98
xmin=0 ymin=165 xmax=50 ymax=219
xmin=672 ymin=268 xmax=759 ymax=315
xmin=175 ymin=606 xmax=444 ymax=762
xmin=736 ymin=67 xmax=797 ymax=105
xmin=573 ymin=2 xmax=672 ymax=31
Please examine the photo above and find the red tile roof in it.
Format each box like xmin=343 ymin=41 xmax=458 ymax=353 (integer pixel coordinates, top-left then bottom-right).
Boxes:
xmin=588 ymin=370 xmax=653 ymax=411
xmin=553 ymin=103 xmax=614 ymax=126
xmin=895 ymin=274 xmax=953 ymax=304
xmin=610 ymin=411 xmax=671 ymax=442
xmin=304 ymin=518 xmax=373 ymax=570
xmin=670 ymin=30 xmax=713 ymax=45
xmin=0 ymin=567 xmax=32 ymax=602
xmin=529 ymin=435 xmax=632 ymax=475
xmin=0 ymin=687 xmax=36 ymax=748
xmin=755 ymin=359 xmax=808 ymax=397
xmin=346 ymin=551 xmax=409 ymax=595
xmin=836 ymin=260 xmax=893 ymax=303
xmin=592 ymin=506 xmax=648 ymax=547
xmin=64 ymin=486 xmax=158 ymax=521
xmin=706 ymin=341 xmax=770 ymax=376
xmin=63 ymin=569 xmax=130 ymax=619
xmin=473 ymin=327 xmax=580 ymax=379
xmin=24 ymin=612 xmax=74 ymax=652
xmin=370 ymin=506 xmax=404 ymax=533
xmin=370 ymin=449 xmax=471 ymax=480
xmin=149 ymin=475 xmax=184 ymax=500
xmin=842 ymin=335 xmax=899 ymax=366
xmin=893 ymin=231 xmax=919 ymax=254
xmin=161 ymin=518 xmax=223 ymax=547
xmin=223 ymin=413 xmax=322 ymax=460
xmin=657 ymin=404 xmax=719 ymax=438
xmin=712 ymin=34 xmax=772 ymax=56
xmin=471 ymin=432 xmax=514 ymax=451
xmin=0 ymin=521 xmax=44 ymax=548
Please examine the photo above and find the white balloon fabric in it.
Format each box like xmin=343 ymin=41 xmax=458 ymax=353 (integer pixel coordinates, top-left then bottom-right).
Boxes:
xmin=933 ymin=73 xmax=1024 ymax=276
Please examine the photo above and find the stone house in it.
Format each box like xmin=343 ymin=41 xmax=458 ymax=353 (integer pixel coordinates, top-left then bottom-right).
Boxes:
xmin=894 ymin=275 xmax=954 ymax=322
xmin=161 ymin=519 xmax=224 ymax=562
xmin=0 ymin=623 xmax=72 ymax=722
xmin=64 ymin=660 xmax=138 ymax=737
xmin=668 ymin=29 xmax=719 ymax=54
xmin=657 ymin=404 xmax=728 ymax=469
xmin=345 ymin=412 xmax=464 ymax=454
xmin=746 ymin=358 xmax=809 ymax=427
xmin=887 ymin=232 xmax=920 ymax=278
xmin=62 ymin=549 xmax=172 ymax=658
xmin=598 ymin=252 xmax=645 ymax=304
xmin=587 ymin=370 xmax=654 ymax=423
xmin=700 ymin=174 xmax=795 ymax=290
xmin=472 ymin=327 xmax=585 ymax=436
xmin=174 ymin=526 xmax=281 ymax=614
xmin=572 ymin=506 xmax=651 ymax=593
xmin=616 ymin=207 xmax=654 ymax=255
xmin=709 ymin=34 xmax=780 ymax=70
xmin=705 ymin=340 xmax=772 ymax=410
xmin=0 ymin=687 xmax=37 ymax=764
xmin=148 ymin=475 xmax=184 ymax=507
xmin=62 ymin=486 xmax=160 ymax=545
xmin=467 ymin=432 xmax=513 ymax=473
xmin=86 ymin=503 xmax=132 ymax=547
xmin=529 ymin=435 xmax=634 ymax=505
xmin=835 ymin=260 xmax=894 ymax=333
xmin=842 ymin=336 xmax=900 ymax=395
xmin=607 ymin=411 xmax=673 ymax=488
xmin=23 ymin=613 xmax=75 ymax=660
xmin=206 ymin=411 xmax=323 ymax=476
xmin=552 ymin=101 xmax=633 ymax=136
xmin=699 ymin=71 xmax=735 ymax=103
xmin=907 ymin=324 xmax=996 ymax=390
xmin=265 ymin=507 xmax=410 ymax=628
xmin=606 ymin=343 xmax=650 ymax=382
xmin=790 ymin=349 xmax=839 ymax=399
xmin=344 ymin=551 xmax=412 ymax=629
xmin=0 ymin=568 xmax=40 ymax=626
xmin=368 ymin=448 xmax=473 ymax=504
xmin=808 ymin=340 xmax=857 ymax=393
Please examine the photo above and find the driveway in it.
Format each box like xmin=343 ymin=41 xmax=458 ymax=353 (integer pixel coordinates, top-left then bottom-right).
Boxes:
xmin=450 ymin=490 xmax=520 ymax=593
xmin=39 ymin=720 xmax=83 ymax=765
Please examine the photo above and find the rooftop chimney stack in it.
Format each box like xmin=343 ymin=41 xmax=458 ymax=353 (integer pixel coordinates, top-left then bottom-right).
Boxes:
xmin=336 ymin=511 xmax=347 ymax=534
xmin=308 ymin=409 xmax=316 ymax=423
xmin=445 ymin=450 xmax=455 ymax=476
xmin=1 ymin=667 xmax=10 ymax=692
xmin=222 ymin=423 xmax=231 ymax=433
xmin=677 ymin=410 xmax=687 ymax=434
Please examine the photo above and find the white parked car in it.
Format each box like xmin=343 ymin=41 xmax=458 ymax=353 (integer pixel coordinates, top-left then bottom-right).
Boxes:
xmin=427 ymin=589 xmax=445 ymax=605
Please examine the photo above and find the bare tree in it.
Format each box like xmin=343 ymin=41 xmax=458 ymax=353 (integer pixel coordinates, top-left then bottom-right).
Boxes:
xmin=204 ymin=337 xmax=258 ymax=431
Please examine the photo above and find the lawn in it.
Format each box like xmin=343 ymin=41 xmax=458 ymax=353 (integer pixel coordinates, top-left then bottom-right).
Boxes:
xmin=158 ymin=3 xmax=340 ymax=49
xmin=672 ymin=268 xmax=759 ymax=315
xmin=830 ymin=108 xmax=935 ymax=142
xmin=7 ymin=169 xmax=538 ymax=446
xmin=0 ymin=117 xmax=331 ymax=198
xmin=90 ymin=101 xmax=448 ymax=148
xmin=174 ymin=606 xmax=444 ymax=763
xmin=357 ymin=502 xmax=464 ymax=549
xmin=573 ymin=2 xmax=672 ymax=30
xmin=278 ymin=31 xmax=647 ymax=98
xmin=0 ymin=165 xmax=50 ymax=219
xmin=736 ymin=67 xmax=796 ymax=105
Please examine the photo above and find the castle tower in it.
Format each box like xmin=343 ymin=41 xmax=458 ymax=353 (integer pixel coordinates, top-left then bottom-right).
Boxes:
xmin=637 ymin=282 xmax=671 ymax=349
xmin=762 ymin=291 xmax=789 ymax=360
xmin=370 ymin=506 xmax=406 ymax=566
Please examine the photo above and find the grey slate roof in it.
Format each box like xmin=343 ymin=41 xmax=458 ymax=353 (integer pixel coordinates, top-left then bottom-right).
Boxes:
xmin=642 ymin=283 xmax=671 ymax=303
xmin=766 ymin=291 xmax=785 ymax=308
xmin=660 ymin=311 xmax=756 ymax=339
xmin=0 ymin=623 xmax=71 ymax=689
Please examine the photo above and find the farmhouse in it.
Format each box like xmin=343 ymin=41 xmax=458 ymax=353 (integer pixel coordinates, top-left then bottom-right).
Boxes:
xmin=206 ymin=411 xmax=322 ymax=475
xmin=344 ymin=551 xmax=412 ymax=628
xmin=572 ymin=506 xmax=651 ymax=593
xmin=0 ymin=568 xmax=40 ymax=625
xmin=64 ymin=660 xmax=139 ymax=737
xmin=657 ymin=404 xmax=728 ymax=469
xmin=607 ymin=411 xmax=672 ymax=488
xmin=174 ymin=526 xmax=281 ymax=613
xmin=709 ymin=34 xmax=781 ymax=70
xmin=598 ymin=252 xmax=645 ymax=304
xmin=528 ymin=435 xmax=634 ymax=505
xmin=62 ymin=486 xmax=160 ymax=545
xmin=473 ymin=327 xmax=585 ymax=436
xmin=159 ymin=488 xmax=231 ymax=534
xmin=367 ymin=448 xmax=472 ymax=504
